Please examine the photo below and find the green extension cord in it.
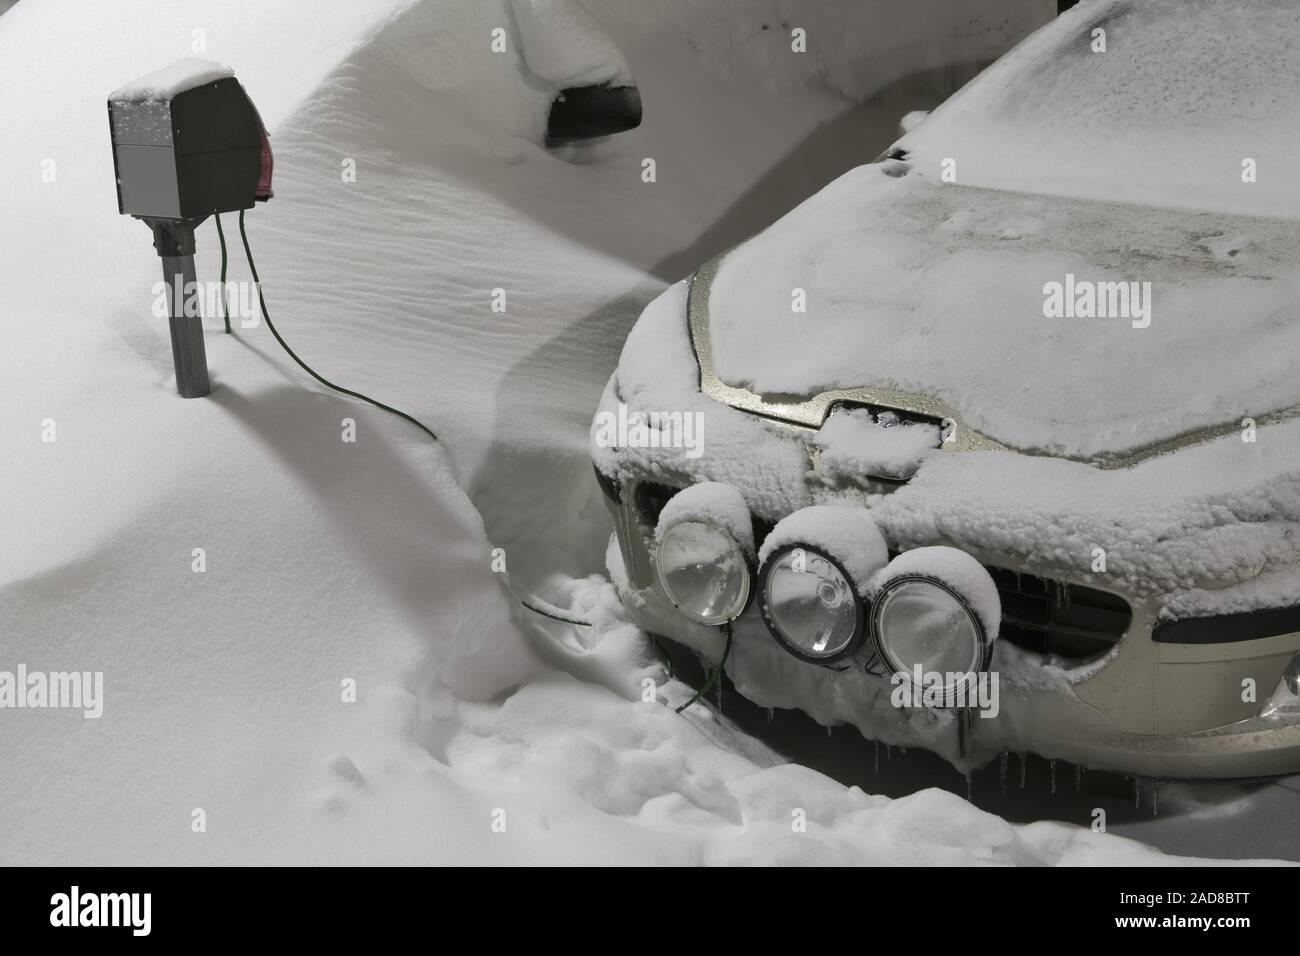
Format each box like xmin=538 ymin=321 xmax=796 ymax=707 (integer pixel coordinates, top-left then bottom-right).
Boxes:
xmin=675 ymin=624 xmax=732 ymax=714
xmin=652 ymin=637 xmax=675 ymax=680
xmin=517 ymin=595 xmax=595 ymax=628
xmin=218 ymin=209 xmax=439 ymax=444
xmin=215 ymin=212 xmax=231 ymax=335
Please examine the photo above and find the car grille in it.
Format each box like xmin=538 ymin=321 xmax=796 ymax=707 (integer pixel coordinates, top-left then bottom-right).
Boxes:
xmin=630 ymin=481 xmax=1132 ymax=660
xmin=986 ymin=567 xmax=1131 ymax=658
xmin=633 ymin=481 xmax=677 ymax=529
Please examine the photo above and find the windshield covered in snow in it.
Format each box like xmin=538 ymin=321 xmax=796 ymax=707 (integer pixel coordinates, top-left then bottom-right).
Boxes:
xmin=897 ymin=0 xmax=1300 ymax=219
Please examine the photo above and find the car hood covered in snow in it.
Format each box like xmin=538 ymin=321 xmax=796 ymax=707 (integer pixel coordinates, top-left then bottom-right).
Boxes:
xmin=704 ymin=162 xmax=1300 ymax=462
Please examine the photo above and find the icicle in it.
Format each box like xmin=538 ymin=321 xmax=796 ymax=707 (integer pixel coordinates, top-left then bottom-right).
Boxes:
xmin=874 ymin=741 xmax=880 ymax=773
xmin=886 ymin=744 xmax=893 ymax=761
xmin=1075 ymin=764 xmax=1083 ymax=792
xmin=826 ymin=725 xmax=832 ymax=738
xmin=1019 ymin=753 xmax=1027 ymax=789
xmin=998 ymin=752 xmax=1009 ymax=796
xmin=766 ymin=707 xmax=774 ymax=725
xmin=1049 ymin=760 xmax=1057 ymax=795
xmin=965 ymin=772 xmax=973 ymax=803
xmin=1152 ymin=784 xmax=1159 ymax=818
xmin=1133 ymin=777 xmax=1140 ymax=809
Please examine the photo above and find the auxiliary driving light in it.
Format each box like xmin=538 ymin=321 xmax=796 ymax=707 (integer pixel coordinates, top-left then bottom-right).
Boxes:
xmin=654 ymin=483 xmax=754 ymax=626
xmin=869 ymin=547 xmax=999 ymax=703
xmin=755 ymin=506 xmax=888 ymax=665
xmin=654 ymin=521 xmax=751 ymax=625
xmin=759 ymin=545 xmax=865 ymax=663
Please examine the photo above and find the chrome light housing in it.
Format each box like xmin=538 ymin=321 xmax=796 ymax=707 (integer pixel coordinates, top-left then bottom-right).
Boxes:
xmin=655 ymin=520 xmax=751 ymax=625
xmin=759 ymin=544 xmax=865 ymax=663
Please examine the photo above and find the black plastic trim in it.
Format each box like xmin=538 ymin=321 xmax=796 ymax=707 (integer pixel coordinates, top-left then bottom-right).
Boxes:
xmin=1153 ymin=605 xmax=1300 ymax=645
xmin=546 ymin=84 xmax=642 ymax=145
xmin=593 ymin=463 xmax=621 ymax=505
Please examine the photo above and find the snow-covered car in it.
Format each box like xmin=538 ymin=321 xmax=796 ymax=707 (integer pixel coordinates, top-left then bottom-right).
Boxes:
xmin=592 ymin=0 xmax=1300 ymax=779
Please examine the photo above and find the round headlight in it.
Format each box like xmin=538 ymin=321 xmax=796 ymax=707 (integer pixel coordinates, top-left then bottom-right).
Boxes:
xmin=655 ymin=520 xmax=750 ymax=625
xmin=869 ymin=576 xmax=988 ymax=701
xmin=759 ymin=545 xmax=865 ymax=663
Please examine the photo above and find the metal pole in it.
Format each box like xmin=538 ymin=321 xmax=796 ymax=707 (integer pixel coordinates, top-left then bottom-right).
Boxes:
xmin=145 ymin=217 xmax=211 ymax=398
xmin=161 ymin=254 xmax=210 ymax=398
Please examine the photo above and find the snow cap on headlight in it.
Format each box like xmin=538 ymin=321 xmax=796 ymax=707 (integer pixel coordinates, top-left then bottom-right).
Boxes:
xmin=656 ymin=481 xmax=755 ymax=558
xmin=871 ymin=546 xmax=1001 ymax=640
xmin=758 ymin=506 xmax=889 ymax=594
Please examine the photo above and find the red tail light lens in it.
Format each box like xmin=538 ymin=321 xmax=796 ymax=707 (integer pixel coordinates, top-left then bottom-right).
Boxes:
xmin=254 ymin=114 xmax=273 ymax=201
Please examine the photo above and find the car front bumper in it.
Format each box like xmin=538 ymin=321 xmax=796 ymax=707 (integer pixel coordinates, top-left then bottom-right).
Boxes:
xmin=602 ymin=469 xmax=1300 ymax=780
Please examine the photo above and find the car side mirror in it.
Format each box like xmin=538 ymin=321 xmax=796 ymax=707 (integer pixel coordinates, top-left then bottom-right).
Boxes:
xmin=546 ymin=84 xmax=642 ymax=146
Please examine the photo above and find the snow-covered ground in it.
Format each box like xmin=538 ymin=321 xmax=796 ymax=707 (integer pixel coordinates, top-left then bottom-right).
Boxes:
xmin=0 ymin=0 xmax=1277 ymax=864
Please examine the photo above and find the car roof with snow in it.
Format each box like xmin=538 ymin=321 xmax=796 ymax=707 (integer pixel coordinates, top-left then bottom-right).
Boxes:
xmin=704 ymin=0 xmax=1300 ymax=461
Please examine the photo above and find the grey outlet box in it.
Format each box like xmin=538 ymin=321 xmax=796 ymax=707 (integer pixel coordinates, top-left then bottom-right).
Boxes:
xmin=108 ymin=61 xmax=273 ymax=221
